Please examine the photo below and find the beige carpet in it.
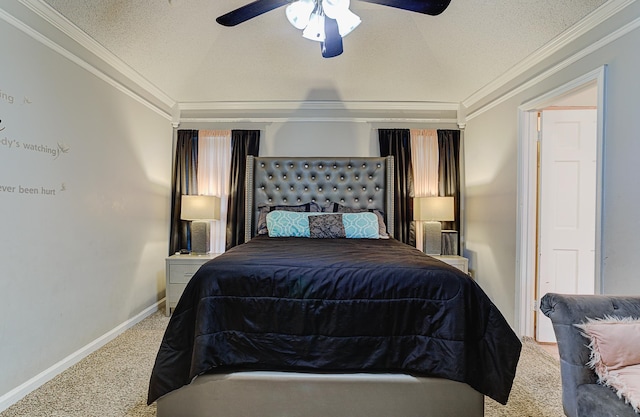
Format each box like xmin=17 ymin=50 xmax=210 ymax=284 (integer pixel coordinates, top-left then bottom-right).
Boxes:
xmin=0 ymin=311 xmax=564 ymax=417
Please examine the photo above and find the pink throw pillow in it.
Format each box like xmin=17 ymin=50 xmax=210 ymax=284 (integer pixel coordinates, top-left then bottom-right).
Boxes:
xmin=577 ymin=317 xmax=640 ymax=372
xmin=577 ymin=316 xmax=640 ymax=412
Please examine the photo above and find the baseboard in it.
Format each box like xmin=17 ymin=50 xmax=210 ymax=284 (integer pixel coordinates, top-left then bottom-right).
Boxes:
xmin=0 ymin=298 xmax=166 ymax=413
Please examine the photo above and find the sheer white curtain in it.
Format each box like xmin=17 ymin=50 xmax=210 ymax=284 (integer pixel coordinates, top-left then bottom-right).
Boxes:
xmin=197 ymin=130 xmax=231 ymax=254
xmin=410 ymin=129 xmax=439 ymax=251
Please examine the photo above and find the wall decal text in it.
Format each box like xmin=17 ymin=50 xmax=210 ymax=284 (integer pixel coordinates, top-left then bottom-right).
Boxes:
xmin=0 ymin=183 xmax=64 ymax=196
xmin=1 ymin=136 xmax=70 ymax=159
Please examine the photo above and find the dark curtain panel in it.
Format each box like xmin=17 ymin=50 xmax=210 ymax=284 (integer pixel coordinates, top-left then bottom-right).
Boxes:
xmin=169 ymin=130 xmax=198 ymax=256
xmin=226 ymin=130 xmax=260 ymax=250
xmin=378 ymin=129 xmax=415 ymax=246
xmin=438 ymin=129 xmax=461 ymax=253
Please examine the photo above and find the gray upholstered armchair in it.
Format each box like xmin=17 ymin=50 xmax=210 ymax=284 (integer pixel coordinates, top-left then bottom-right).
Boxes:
xmin=540 ymin=293 xmax=640 ymax=417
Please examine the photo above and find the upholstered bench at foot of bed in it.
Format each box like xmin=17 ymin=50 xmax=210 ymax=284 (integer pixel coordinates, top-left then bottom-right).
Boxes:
xmin=157 ymin=371 xmax=484 ymax=417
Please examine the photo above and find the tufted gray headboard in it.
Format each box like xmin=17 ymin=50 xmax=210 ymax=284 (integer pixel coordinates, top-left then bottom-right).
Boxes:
xmin=244 ymin=156 xmax=395 ymax=242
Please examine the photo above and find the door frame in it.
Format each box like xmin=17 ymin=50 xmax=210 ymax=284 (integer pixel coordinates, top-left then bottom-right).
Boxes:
xmin=514 ymin=66 xmax=606 ymax=338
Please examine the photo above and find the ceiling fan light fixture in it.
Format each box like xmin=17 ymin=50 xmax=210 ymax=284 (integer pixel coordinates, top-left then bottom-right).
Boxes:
xmin=322 ymin=0 xmax=360 ymax=37
xmin=286 ymin=0 xmax=315 ymax=30
xmin=302 ymin=12 xmax=326 ymax=42
xmin=217 ymin=0 xmax=452 ymax=58
xmin=322 ymin=0 xmax=349 ymax=18
xmin=334 ymin=9 xmax=360 ymax=37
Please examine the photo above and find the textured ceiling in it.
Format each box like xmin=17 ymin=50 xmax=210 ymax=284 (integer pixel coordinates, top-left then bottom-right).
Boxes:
xmin=41 ymin=0 xmax=608 ymax=105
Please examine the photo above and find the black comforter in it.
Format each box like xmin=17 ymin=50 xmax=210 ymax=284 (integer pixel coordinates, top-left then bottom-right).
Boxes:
xmin=148 ymin=237 xmax=521 ymax=405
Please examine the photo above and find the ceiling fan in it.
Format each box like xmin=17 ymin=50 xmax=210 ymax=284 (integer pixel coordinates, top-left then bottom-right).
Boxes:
xmin=216 ymin=0 xmax=452 ymax=58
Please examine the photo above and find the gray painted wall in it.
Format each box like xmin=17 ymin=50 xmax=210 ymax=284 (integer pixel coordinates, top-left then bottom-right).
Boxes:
xmin=0 ymin=13 xmax=172 ymax=402
xmin=464 ymin=3 xmax=640 ymax=327
xmin=261 ymin=122 xmax=377 ymax=157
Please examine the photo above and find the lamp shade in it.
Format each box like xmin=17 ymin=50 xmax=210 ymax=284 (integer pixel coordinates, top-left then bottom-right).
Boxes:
xmin=181 ymin=195 xmax=221 ymax=221
xmin=414 ymin=196 xmax=455 ymax=221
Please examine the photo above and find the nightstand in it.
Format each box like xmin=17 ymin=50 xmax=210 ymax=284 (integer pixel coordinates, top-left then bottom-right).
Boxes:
xmin=432 ymin=255 xmax=469 ymax=274
xmin=165 ymin=253 xmax=220 ymax=316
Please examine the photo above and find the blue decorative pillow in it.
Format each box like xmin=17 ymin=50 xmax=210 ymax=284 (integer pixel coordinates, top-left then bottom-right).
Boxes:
xmin=266 ymin=211 xmax=314 ymax=237
xmin=266 ymin=211 xmax=379 ymax=239
xmin=323 ymin=201 xmax=389 ymax=238
xmin=256 ymin=202 xmax=322 ymax=235
xmin=342 ymin=212 xmax=380 ymax=239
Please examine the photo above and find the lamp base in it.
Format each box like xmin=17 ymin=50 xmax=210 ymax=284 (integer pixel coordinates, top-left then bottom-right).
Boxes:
xmin=423 ymin=221 xmax=442 ymax=255
xmin=190 ymin=220 xmax=211 ymax=254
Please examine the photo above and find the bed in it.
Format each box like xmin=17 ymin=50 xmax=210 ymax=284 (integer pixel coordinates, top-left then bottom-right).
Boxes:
xmin=148 ymin=156 xmax=521 ymax=417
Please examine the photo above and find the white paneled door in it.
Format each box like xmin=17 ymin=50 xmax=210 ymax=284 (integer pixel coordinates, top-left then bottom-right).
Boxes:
xmin=536 ymin=109 xmax=597 ymax=343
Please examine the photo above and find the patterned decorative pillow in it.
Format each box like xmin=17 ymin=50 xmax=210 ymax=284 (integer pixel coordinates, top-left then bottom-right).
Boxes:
xmin=342 ymin=212 xmax=380 ymax=239
xmin=308 ymin=214 xmax=346 ymax=239
xmin=266 ymin=211 xmax=314 ymax=237
xmin=323 ymin=201 xmax=389 ymax=238
xmin=266 ymin=211 xmax=379 ymax=239
xmin=256 ymin=202 xmax=321 ymax=235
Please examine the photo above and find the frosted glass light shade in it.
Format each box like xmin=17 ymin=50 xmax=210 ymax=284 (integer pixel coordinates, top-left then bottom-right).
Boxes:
xmin=286 ymin=0 xmax=315 ymax=30
xmin=334 ymin=9 xmax=361 ymax=37
xmin=414 ymin=196 xmax=455 ymax=221
xmin=322 ymin=0 xmax=350 ymax=18
xmin=322 ymin=0 xmax=360 ymax=37
xmin=302 ymin=12 xmax=326 ymax=42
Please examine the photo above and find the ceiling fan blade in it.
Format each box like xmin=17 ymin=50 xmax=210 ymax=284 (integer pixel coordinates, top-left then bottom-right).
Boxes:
xmin=321 ymin=17 xmax=343 ymax=58
xmin=358 ymin=0 xmax=451 ymax=16
xmin=216 ymin=0 xmax=291 ymax=27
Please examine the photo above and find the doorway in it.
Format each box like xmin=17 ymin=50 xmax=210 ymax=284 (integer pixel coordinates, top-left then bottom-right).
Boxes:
xmin=537 ymin=107 xmax=597 ymax=342
xmin=515 ymin=66 xmax=606 ymax=339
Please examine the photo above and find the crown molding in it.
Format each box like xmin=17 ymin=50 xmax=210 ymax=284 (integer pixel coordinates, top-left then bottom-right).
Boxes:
xmin=15 ymin=0 xmax=175 ymax=118
xmin=179 ymin=117 xmax=460 ymax=124
xmin=178 ymin=100 xmax=459 ymax=112
xmin=462 ymin=0 xmax=636 ymax=111
xmin=177 ymin=100 xmax=460 ymax=124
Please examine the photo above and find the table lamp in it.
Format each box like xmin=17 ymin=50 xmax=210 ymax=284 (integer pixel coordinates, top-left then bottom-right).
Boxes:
xmin=414 ymin=196 xmax=455 ymax=255
xmin=181 ymin=195 xmax=221 ymax=254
